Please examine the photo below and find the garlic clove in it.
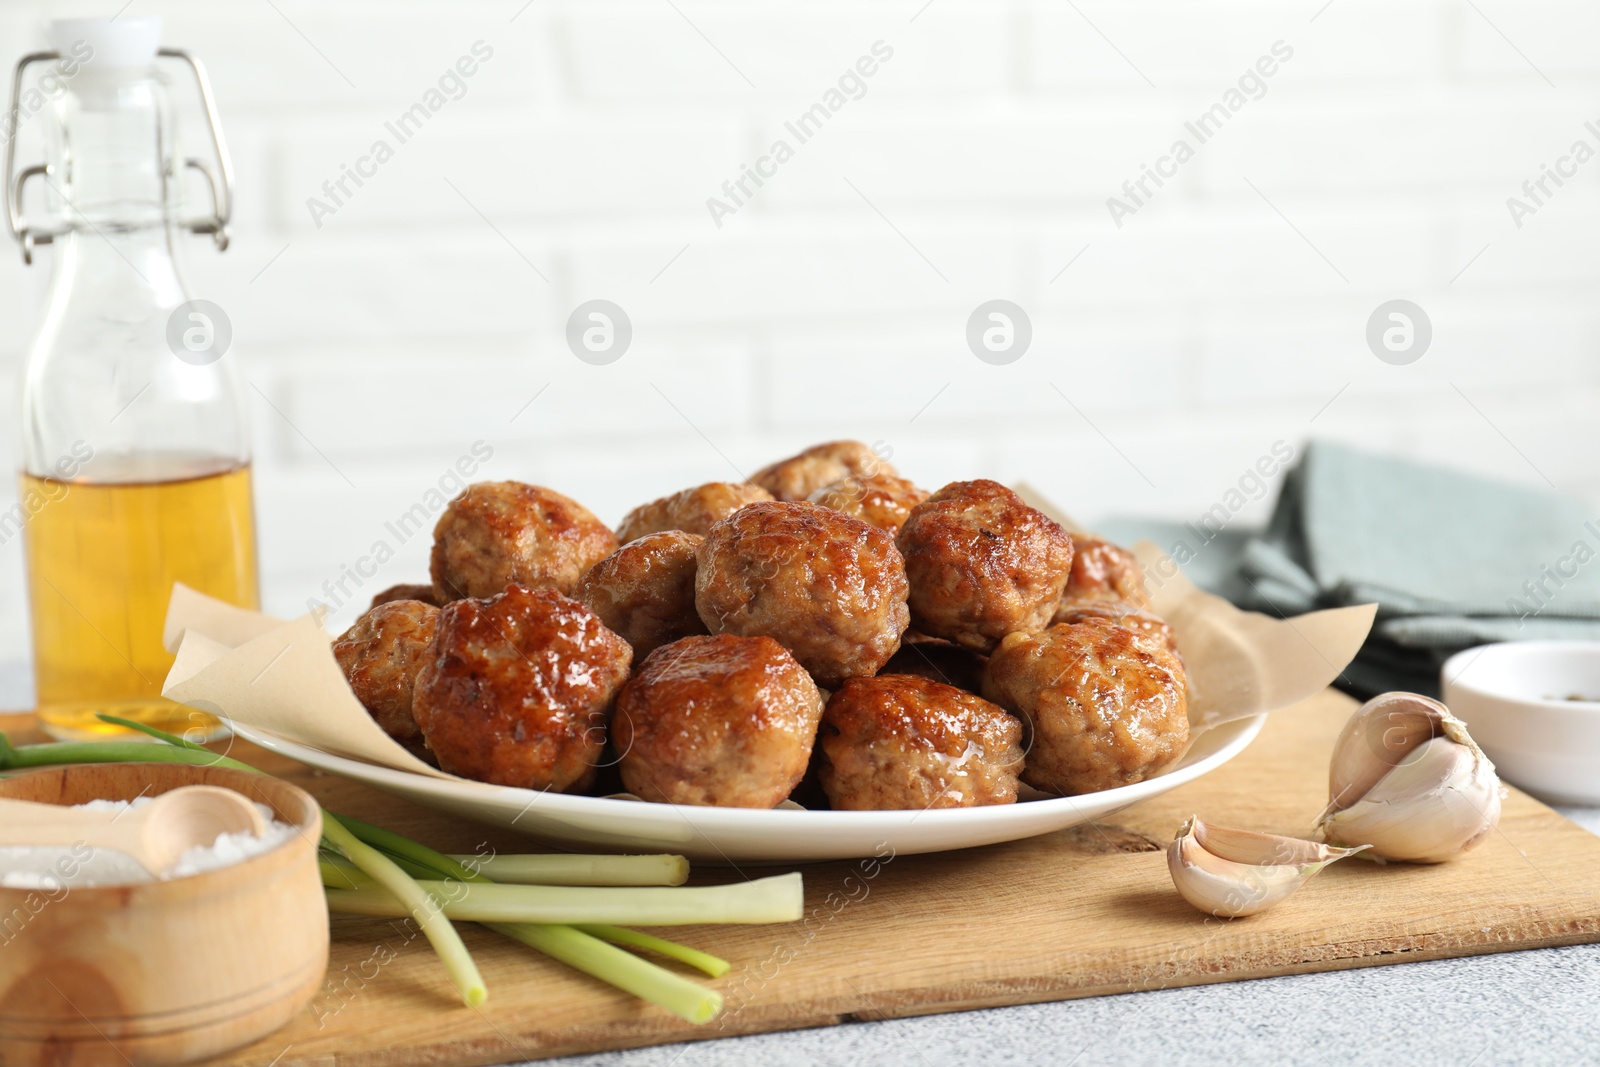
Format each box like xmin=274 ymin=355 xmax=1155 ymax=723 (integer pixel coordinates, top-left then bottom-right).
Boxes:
xmin=1167 ymin=815 xmax=1369 ymax=918
xmin=1327 ymin=691 xmax=1460 ymax=810
xmin=1316 ymin=734 xmax=1503 ymax=863
xmin=1316 ymin=690 xmax=1503 ymax=863
xmin=1188 ymin=818 xmax=1349 ymax=868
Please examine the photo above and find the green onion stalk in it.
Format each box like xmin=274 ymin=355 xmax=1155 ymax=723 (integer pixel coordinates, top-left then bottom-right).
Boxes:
xmin=321 ymin=874 xmax=803 ymax=926
xmin=448 ymin=852 xmax=690 ymax=887
xmin=0 ymin=717 xmax=771 ymax=1023
xmin=323 ymin=815 xmax=734 ymax=1023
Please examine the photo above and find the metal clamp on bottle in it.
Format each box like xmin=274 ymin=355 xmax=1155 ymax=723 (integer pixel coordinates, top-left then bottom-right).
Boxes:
xmin=3 ymin=46 xmax=234 ymax=264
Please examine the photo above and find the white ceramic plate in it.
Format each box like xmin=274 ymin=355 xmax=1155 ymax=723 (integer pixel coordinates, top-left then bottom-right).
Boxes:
xmin=233 ymin=714 xmax=1266 ymax=864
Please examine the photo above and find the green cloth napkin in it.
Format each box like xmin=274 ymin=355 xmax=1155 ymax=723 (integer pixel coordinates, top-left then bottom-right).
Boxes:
xmin=1230 ymin=439 xmax=1600 ymax=695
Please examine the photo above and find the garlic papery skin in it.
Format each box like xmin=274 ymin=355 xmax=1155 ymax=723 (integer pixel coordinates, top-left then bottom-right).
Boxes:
xmin=1315 ymin=691 xmax=1503 ymax=864
xmin=1167 ymin=816 xmax=1369 ymax=918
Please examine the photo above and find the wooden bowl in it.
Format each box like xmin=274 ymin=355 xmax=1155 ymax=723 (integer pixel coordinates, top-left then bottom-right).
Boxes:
xmin=0 ymin=763 xmax=328 ymax=1067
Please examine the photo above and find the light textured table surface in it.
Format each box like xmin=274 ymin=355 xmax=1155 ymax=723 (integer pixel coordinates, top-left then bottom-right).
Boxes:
xmin=3 ymin=665 xmax=1597 ymax=1067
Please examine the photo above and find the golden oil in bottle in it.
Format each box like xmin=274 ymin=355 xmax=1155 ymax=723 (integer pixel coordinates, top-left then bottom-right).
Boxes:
xmin=21 ymin=463 xmax=259 ymax=741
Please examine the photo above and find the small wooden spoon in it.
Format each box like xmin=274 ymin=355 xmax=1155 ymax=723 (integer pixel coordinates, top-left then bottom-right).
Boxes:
xmin=0 ymin=785 xmax=268 ymax=877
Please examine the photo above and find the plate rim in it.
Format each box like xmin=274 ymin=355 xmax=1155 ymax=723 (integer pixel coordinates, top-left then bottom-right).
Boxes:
xmin=227 ymin=712 xmax=1267 ymax=829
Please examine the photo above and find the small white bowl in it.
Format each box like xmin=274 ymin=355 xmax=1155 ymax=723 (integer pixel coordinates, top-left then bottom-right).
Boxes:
xmin=1441 ymin=641 xmax=1600 ymax=806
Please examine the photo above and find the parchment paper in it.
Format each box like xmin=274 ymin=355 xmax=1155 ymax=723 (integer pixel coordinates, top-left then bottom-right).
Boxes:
xmin=159 ymin=497 xmax=1377 ymax=783
xmin=162 ymin=585 xmax=451 ymax=778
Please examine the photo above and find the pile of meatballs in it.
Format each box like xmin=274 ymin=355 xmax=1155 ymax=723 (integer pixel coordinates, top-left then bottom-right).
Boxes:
xmin=332 ymin=441 xmax=1189 ymax=812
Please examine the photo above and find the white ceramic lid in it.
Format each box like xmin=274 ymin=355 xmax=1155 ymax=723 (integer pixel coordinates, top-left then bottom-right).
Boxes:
xmin=47 ymin=16 xmax=162 ymax=68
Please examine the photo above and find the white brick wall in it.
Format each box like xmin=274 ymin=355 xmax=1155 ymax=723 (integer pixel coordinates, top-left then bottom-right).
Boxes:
xmin=3 ymin=0 xmax=1600 ymax=686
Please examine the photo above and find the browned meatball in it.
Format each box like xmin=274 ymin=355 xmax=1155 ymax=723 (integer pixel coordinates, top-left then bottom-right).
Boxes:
xmin=818 ymin=675 xmax=1024 ymax=810
xmin=370 ymin=582 xmax=445 ymax=609
xmin=613 ymin=634 xmax=824 ymax=807
xmin=333 ymin=600 xmax=438 ymax=742
xmin=983 ymin=618 xmax=1189 ymax=796
xmin=1052 ymin=599 xmax=1178 ymax=656
xmin=750 ymin=440 xmax=896 ymax=502
xmin=430 ymin=481 xmax=617 ymax=601
xmin=809 ymin=472 xmax=928 ymax=534
xmin=1061 ymin=534 xmax=1151 ymax=609
xmin=878 ymin=635 xmax=987 ymax=695
xmin=413 ymin=584 xmax=632 ymax=793
xmin=574 ymin=531 xmax=708 ymax=661
xmin=616 ymin=482 xmax=772 ymax=545
xmin=895 ymin=480 xmax=1075 ymax=653
xmin=695 ymin=501 xmax=909 ymax=687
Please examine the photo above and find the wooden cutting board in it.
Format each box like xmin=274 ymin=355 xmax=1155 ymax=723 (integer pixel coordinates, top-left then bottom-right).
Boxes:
xmin=5 ymin=688 xmax=1600 ymax=1065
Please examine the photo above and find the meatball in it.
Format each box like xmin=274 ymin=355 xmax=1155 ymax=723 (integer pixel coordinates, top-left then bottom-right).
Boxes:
xmin=613 ymin=634 xmax=824 ymax=807
xmin=695 ymin=501 xmax=909 ymax=687
xmin=332 ymin=600 xmax=439 ymax=742
xmin=878 ymin=635 xmax=987 ymax=695
xmin=809 ymin=472 xmax=928 ymax=534
xmin=616 ymin=482 xmax=772 ymax=545
xmin=1060 ymin=534 xmax=1151 ymax=609
xmin=413 ymin=584 xmax=632 ymax=793
xmin=895 ymin=479 xmax=1075 ymax=653
xmin=430 ymin=481 xmax=617 ymax=601
xmin=574 ymin=531 xmax=708 ymax=661
xmin=370 ymin=582 xmax=445 ymax=609
xmin=818 ymin=675 xmax=1024 ymax=810
xmin=1052 ymin=599 xmax=1178 ymax=656
xmin=983 ymin=618 xmax=1189 ymax=796
xmin=750 ymin=440 xmax=895 ymax=502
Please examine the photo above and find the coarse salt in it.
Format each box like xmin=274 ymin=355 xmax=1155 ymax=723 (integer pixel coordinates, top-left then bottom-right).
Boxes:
xmin=0 ymin=798 xmax=297 ymax=889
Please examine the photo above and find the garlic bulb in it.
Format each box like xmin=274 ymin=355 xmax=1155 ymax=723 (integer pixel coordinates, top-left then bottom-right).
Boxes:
xmin=1167 ymin=815 xmax=1369 ymax=917
xmin=1314 ymin=691 xmax=1502 ymax=863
